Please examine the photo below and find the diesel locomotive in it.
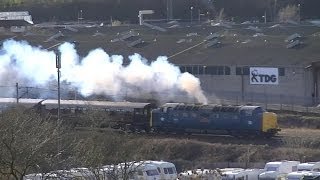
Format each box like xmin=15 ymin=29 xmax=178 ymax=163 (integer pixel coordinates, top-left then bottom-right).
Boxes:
xmin=151 ymin=103 xmax=280 ymax=138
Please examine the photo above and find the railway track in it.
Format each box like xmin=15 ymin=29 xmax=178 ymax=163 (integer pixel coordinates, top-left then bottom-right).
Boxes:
xmin=75 ymin=126 xmax=320 ymax=148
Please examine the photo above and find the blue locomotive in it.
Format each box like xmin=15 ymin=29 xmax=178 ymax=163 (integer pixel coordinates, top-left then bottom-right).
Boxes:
xmin=150 ymin=103 xmax=280 ymax=137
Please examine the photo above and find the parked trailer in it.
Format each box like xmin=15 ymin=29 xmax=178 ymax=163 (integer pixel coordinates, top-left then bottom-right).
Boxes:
xmin=144 ymin=160 xmax=177 ymax=180
xmin=221 ymin=168 xmax=264 ymax=180
xmin=258 ymin=160 xmax=300 ymax=180
xmin=178 ymin=169 xmax=222 ymax=180
xmin=24 ymin=168 xmax=95 ymax=180
xmin=287 ymin=171 xmax=320 ymax=180
xmin=116 ymin=162 xmax=161 ymax=180
xmin=297 ymin=162 xmax=320 ymax=172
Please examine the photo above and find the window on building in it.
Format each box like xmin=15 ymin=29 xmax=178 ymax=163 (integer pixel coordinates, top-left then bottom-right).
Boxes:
xmin=279 ymin=67 xmax=285 ymax=76
xmin=186 ymin=66 xmax=193 ymax=74
xmin=193 ymin=66 xmax=199 ymax=75
xmin=179 ymin=66 xmax=185 ymax=73
xmin=225 ymin=66 xmax=231 ymax=75
xmin=236 ymin=67 xmax=242 ymax=75
xmin=199 ymin=66 xmax=204 ymax=75
xmin=243 ymin=66 xmax=249 ymax=75
xmin=206 ymin=66 xmax=218 ymax=75
xmin=236 ymin=66 xmax=249 ymax=75
xmin=217 ymin=66 xmax=224 ymax=75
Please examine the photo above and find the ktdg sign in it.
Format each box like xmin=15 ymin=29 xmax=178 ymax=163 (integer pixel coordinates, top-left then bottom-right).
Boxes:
xmin=250 ymin=67 xmax=279 ymax=85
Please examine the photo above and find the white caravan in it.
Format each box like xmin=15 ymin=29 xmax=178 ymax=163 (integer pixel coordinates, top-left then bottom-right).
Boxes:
xmin=259 ymin=160 xmax=300 ymax=180
xmin=24 ymin=168 xmax=96 ymax=180
xmin=286 ymin=162 xmax=320 ymax=180
xmin=144 ymin=160 xmax=177 ymax=180
xmin=287 ymin=171 xmax=320 ymax=180
xmin=23 ymin=173 xmax=59 ymax=180
xmin=297 ymin=162 xmax=320 ymax=172
xmin=117 ymin=162 xmax=161 ymax=180
xmin=221 ymin=168 xmax=264 ymax=180
xmin=178 ymin=169 xmax=222 ymax=180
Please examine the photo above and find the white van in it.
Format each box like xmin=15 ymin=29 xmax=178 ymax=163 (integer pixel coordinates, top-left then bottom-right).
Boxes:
xmin=259 ymin=160 xmax=300 ymax=180
xmin=145 ymin=160 xmax=177 ymax=180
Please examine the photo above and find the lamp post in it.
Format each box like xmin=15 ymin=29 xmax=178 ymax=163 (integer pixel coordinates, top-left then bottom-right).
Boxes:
xmin=56 ymin=51 xmax=61 ymax=122
xmin=298 ymin=4 xmax=301 ymax=23
xmin=262 ymin=11 xmax=267 ymax=24
xmin=190 ymin=6 xmax=194 ymax=23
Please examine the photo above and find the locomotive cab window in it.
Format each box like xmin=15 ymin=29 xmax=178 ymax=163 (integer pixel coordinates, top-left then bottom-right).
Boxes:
xmin=253 ymin=107 xmax=264 ymax=115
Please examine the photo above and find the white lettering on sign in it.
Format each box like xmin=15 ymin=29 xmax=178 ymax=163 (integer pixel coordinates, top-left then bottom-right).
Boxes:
xmin=250 ymin=67 xmax=279 ymax=85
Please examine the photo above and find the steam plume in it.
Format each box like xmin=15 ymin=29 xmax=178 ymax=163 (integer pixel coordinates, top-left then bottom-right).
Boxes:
xmin=0 ymin=39 xmax=208 ymax=104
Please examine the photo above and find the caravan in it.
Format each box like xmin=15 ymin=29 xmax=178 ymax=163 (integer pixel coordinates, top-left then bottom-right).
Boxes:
xmin=297 ymin=162 xmax=320 ymax=172
xmin=259 ymin=160 xmax=300 ymax=180
xmin=221 ymin=168 xmax=264 ymax=180
xmin=286 ymin=162 xmax=320 ymax=180
xmin=287 ymin=171 xmax=320 ymax=180
xmin=144 ymin=161 xmax=177 ymax=180
xmin=117 ymin=162 xmax=161 ymax=180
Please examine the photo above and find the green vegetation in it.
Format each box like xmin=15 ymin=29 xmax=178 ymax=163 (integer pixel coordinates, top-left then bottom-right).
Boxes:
xmin=277 ymin=112 xmax=320 ymax=129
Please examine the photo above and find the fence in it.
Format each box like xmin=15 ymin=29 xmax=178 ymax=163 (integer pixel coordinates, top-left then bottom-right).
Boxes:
xmin=207 ymin=91 xmax=320 ymax=114
xmin=1 ymin=85 xmax=320 ymax=114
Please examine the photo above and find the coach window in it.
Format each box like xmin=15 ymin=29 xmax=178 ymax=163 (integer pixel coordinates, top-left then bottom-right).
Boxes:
xmin=164 ymin=168 xmax=169 ymax=174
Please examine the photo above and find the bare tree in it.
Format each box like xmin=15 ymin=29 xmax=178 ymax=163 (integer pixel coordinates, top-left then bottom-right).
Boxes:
xmin=216 ymin=8 xmax=226 ymax=22
xmin=278 ymin=4 xmax=299 ymax=23
xmin=0 ymin=106 xmax=66 ymax=180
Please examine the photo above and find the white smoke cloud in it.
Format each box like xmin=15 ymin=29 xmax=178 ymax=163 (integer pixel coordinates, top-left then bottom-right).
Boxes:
xmin=0 ymin=39 xmax=208 ymax=104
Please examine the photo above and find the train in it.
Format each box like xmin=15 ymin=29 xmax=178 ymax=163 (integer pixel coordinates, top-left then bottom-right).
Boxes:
xmin=0 ymin=98 xmax=281 ymax=138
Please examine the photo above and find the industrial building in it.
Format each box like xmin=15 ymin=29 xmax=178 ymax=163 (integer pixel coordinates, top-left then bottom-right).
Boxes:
xmin=0 ymin=19 xmax=319 ymax=106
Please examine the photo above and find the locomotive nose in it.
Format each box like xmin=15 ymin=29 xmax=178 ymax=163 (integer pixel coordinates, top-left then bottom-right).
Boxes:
xmin=262 ymin=112 xmax=281 ymax=134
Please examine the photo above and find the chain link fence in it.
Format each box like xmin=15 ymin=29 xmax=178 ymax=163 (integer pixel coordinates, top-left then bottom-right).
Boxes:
xmin=207 ymin=91 xmax=320 ymax=114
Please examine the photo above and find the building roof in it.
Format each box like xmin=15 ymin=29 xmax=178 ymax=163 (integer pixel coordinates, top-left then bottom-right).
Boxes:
xmin=1 ymin=22 xmax=319 ymax=67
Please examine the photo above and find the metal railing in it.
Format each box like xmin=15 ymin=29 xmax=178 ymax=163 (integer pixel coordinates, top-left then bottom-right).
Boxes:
xmin=207 ymin=91 xmax=320 ymax=114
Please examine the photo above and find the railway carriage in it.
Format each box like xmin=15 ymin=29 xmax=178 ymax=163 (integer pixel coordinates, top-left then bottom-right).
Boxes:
xmin=40 ymin=99 xmax=155 ymax=131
